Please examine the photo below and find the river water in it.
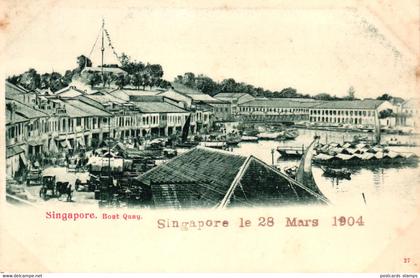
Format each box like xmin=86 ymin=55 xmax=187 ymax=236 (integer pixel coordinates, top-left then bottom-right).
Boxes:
xmin=231 ymin=128 xmax=420 ymax=208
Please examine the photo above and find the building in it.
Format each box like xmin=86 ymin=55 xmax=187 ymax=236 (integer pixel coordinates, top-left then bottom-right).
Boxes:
xmin=136 ymin=147 xmax=328 ymax=209
xmin=133 ymin=101 xmax=190 ymax=136
xmin=6 ymin=102 xmax=29 ymax=177
xmin=308 ymin=100 xmax=395 ymax=127
xmin=160 ymin=83 xmax=231 ymax=121
xmin=238 ymin=98 xmax=318 ymax=124
xmin=396 ymin=98 xmax=419 ymax=127
xmin=213 ymin=92 xmax=255 ymax=116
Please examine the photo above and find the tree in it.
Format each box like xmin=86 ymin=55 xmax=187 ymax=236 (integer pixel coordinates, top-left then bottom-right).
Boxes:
xmin=379 ymin=108 xmax=395 ymax=119
xmin=77 ymin=55 xmax=92 ymax=72
xmin=377 ymin=93 xmax=392 ymax=101
xmin=195 ymin=75 xmax=219 ymax=95
xmin=344 ymin=86 xmax=356 ymax=100
xmin=314 ymin=93 xmax=336 ymax=101
xmin=182 ymin=72 xmax=196 ymax=87
xmin=86 ymin=72 xmax=101 ymax=88
xmin=19 ymin=68 xmax=41 ymax=91
xmin=220 ymin=78 xmax=237 ymax=92
xmin=278 ymin=87 xmax=298 ymax=98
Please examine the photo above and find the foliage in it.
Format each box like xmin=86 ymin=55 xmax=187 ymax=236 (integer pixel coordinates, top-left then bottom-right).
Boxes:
xmin=379 ymin=108 xmax=395 ymax=119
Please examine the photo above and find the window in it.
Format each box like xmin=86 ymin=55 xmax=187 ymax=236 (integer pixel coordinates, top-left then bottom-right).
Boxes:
xmin=76 ymin=118 xmax=81 ymax=126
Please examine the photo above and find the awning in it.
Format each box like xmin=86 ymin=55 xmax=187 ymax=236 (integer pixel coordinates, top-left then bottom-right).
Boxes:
xmin=19 ymin=153 xmax=28 ymax=166
xmin=77 ymin=137 xmax=85 ymax=147
xmin=49 ymin=139 xmax=59 ymax=153
xmin=66 ymin=140 xmax=73 ymax=149
xmin=59 ymin=140 xmax=73 ymax=149
xmin=28 ymin=140 xmax=44 ymax=146
xmin=6 ymin=145 xmax=25 ymax=158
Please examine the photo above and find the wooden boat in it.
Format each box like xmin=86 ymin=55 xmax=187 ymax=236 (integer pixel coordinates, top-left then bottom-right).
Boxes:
xmin=276 ymin=129 xmax=299 ymax=141
xmin=241 ymin=136 xmax=258 ymax=142
xmin=226 ymin=135 xmax=242 ymax=146
xmin=321 ymin=167 xmax=351 ymax=179
xmin=199 ymin=141 xmax=227 ymax=149
xmin=276 ymin=146 xmax=304 ymax=159
xmin=257 ymin=132 xmax=282 ymax=140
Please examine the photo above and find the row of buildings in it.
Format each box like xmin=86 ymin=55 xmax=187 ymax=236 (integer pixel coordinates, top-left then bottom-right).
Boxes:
xmin=213 ymin=93 xmax=418 ymax=129
xmin=5 ymin=81 xmax=232 ymax=177
xmin=5 ymin=79 xmax=418 ymax=177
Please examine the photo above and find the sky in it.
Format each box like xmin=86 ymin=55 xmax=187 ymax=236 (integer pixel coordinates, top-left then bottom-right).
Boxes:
xmin=1 ymin=0 xmax=418 ymax=99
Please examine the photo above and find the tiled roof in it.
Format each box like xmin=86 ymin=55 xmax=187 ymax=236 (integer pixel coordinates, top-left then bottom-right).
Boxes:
xmin=84 ymin=92 xmax=126 ymax=105
xmin=171 ymin=83 xmax=227 ymax=103
xmin=134 ymin=102 xmax=188 ymax=113
xmin=54 ymin=98 xmax=111 ymax=118
xmin=214 ymin=92 xmax=250 ymax=99
xmin=6 ymin=98 xmax=48 ymax=119
xmin=6 ymin=109 xmax=29 ymax=124
xmin=54 ymin=86 xmax=86 ymax=97
xmin=137 ymin=147 xmax=248 ymax=208
xmin=240 ymin=99 xmax=319 ymax=108
xmin=402 ymin=98 xmax=419 ymax=109
xmin=312 ymin=100 xmax=386 ymax=110
xmin=136 ymin=147 xmax=327 ymax=208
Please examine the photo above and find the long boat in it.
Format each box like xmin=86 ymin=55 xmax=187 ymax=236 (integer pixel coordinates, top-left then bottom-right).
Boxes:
xmin=241 ymin=136 xmax=259 ymax=142
xmin=199 ymin=141 xmax=227 ymax=149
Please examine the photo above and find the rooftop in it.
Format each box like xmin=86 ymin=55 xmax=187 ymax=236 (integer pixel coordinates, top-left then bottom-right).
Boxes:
xmin=134 ymin=101 xmax=188 ymax=113
xmin=312 ymin=100 xmax=387 ymax=110
xmin=6 ymin=108 xmax=29 ymax=125
xmin=82 ymin=66 xmax=127 ymax=75
xmin=240 ymin=99 xmax=319 ymax=108
xmin=214 ymin=92 xmax=253 ymax=99
xmin=6 ymin=98 xmax=48 ymax=119
xmin=170 ymin=83 xmax=227 ymax=103
xmin=137 ymin=147 xmax=327 ymax=208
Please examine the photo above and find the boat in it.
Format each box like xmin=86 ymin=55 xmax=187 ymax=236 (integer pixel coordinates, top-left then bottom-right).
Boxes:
xmin=321 ymin=167 xmax=351 ymax=179
xmin=226 ymin=134 xmax=242 ymax=146
xmin=276 ymin=129 xmax=299 ymax=141
xmin=385 ymin=137 xmax=417 ymax=147
xmin=199 ymin=141 xmax=227 ymax=149
xmin=276 ymin=146 xmax=304 ymax=159
xmin=174 ymin=114 xmax=199 ymax=148
xmin=257 ymin=132 xmax=282 ymax=140
xmin=241 ymin=135 xmax=259 ymax=142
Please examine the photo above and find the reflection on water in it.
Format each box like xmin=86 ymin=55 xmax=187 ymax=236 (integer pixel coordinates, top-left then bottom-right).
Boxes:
xmin=231 ymin=128 xmax=419 ymax=208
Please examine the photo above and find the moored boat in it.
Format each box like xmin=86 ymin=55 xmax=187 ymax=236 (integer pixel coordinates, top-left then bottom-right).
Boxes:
xmin=241 ymin=135 xmax=259 ymax=142
xmin=321 ymin=167 xmax=351 ymax=179
xmin=257 ymin=132 xmax=282 ymax=140
xmin=199 ymin=141 xmax=227 ymax=149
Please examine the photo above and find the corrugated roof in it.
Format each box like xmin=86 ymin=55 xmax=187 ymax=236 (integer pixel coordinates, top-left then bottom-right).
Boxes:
xmin=312 ymin=100 xmax=386 ymax=109
xmin=240 ymin=99 xmax=319 ymax=108
xmin=134 ymin=102 xmax=188 ymax=113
